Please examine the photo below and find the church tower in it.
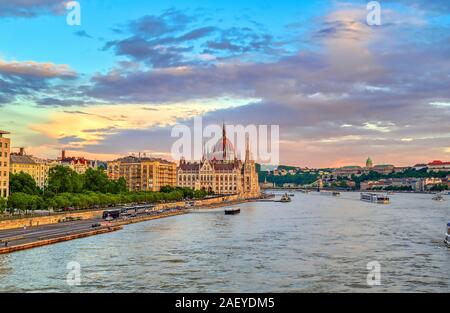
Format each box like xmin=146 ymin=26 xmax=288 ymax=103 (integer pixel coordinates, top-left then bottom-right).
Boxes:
xmin=222 ymin=122 xmax=227 ymax=161
xmin=242 ymin=135 xmax=260 ymax=198
xmin=245 ymin=135 xmax=250 ymax=163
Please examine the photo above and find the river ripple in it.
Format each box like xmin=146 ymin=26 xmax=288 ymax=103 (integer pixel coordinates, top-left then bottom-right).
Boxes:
xmin=0 ymin=192 xmax=449 ymax=292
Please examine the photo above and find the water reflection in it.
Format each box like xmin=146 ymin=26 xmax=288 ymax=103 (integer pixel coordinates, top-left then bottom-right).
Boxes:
xmin=0 ymin=192 xmax=449 ymax=292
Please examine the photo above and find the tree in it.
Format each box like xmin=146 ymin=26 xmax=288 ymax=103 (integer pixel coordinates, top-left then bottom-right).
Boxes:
xmin=116 ymin=177 xmax=127 ymax=193
xmin=83 ymin=168 xmax=110 ymax=193
xmin=47 ymin=166 xmax=83 ymax=194
xmin=0 ymin=197 xmax=7 ymax=213
xmin=7 ymin=193 xmax=43 ymax=211
xmin=160 ymin=186 xmax=175 ymax=193
xmin=9 ymin=172 xmax=40 ymax=195
xmin=104 ymin=177 xmax=127 ymax=194
xmin=430 ymin=184 xmax=449 ymax=192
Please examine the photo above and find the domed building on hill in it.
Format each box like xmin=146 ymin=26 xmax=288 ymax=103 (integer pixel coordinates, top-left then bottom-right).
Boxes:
xmin=177 ymin=124 xmax=260 ymax=198
xmin=366 ymin=157 xmax=373 ymax=168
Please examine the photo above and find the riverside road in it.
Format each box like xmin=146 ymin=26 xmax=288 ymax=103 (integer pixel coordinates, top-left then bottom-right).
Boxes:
xmin=0 ymin=206 xmax=189 ymax=252
xmin=0 ymin=217 xmax=104 ymax=248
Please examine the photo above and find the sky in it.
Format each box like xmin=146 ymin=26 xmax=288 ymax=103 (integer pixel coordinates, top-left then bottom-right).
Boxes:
xmin=0 ymin=0 xmax=449 ymax=167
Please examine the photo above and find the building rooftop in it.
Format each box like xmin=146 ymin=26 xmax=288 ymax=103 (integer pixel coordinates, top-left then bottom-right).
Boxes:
xmin=428 ymin=160 xmax=450 ymax=166
xmin=112 ymin=156 xmax=174 ymax=165
xmin=10 ymin=154 xmax=37 ymax=165
xmin=0 ymin=130 xmax=10 ymax=137
xmin=179 ymin=162 xmax=201 ymax=171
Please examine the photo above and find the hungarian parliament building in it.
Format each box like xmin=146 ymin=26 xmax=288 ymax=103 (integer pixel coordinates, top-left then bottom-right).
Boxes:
xmin=177 ymin=125 xmax=260 ymax=199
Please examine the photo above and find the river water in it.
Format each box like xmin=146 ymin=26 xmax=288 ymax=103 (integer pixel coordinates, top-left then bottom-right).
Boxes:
xmin=0 ymin=192 xmax=449 ymax=292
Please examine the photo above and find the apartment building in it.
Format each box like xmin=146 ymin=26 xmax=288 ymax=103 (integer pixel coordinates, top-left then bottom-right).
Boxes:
xmin=107 ymin=156 xmax=177 ymax=192
xmin=0 ymin=131 xmax=10 ymax=198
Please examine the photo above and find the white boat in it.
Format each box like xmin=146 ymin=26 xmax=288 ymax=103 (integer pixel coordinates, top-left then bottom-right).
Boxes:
xmin=432 ymin=193 xmax=445 ymax=201
xmin=360 ymin=193 xmax=390 ymax=204
xmin=445 ymin=223 xmax=450 ymax=247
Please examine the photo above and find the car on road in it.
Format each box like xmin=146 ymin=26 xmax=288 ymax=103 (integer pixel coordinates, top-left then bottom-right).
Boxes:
xmin=91 ymin=223 xmax=101 ymax=228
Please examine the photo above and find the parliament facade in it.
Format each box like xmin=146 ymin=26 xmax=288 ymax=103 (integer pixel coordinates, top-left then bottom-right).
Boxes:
xmin=177 ymin=125 xmax=260 ymax=199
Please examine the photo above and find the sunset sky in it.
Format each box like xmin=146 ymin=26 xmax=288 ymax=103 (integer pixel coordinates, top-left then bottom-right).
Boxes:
xmin=0 ymin=0 xmax=449 ymax=167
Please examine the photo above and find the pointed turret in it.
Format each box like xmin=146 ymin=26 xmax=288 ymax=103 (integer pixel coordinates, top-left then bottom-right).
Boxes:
xmin=245 ymin=134 xmax=250 ymax=162
xmin=222 ymin=122 xmax=227 ymax=160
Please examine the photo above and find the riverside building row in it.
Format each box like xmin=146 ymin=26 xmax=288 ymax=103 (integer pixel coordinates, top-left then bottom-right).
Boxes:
xmin=107 ymin=125 xmax=261 ymax=198
xmin=1 ymin=126 xmax=260 ymax=198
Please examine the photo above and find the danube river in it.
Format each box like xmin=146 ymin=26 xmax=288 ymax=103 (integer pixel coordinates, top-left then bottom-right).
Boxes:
xmin=0 ymin=192 xmax=449 ymax=292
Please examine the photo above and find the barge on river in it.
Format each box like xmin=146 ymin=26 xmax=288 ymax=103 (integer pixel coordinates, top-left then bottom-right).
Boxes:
xmin=360 ymin=193 xmax=390 ymax=204
xmin=320 ymin=191 xmax=341 ymax=197
xmin=225 ymin=208 xmax=241 ymax=215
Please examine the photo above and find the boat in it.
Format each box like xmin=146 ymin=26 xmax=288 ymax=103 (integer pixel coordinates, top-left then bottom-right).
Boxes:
xmin=280 ymin=193 xmax=292 ymax=203
xmin=432 ymin=193 xmax=445 ymax=201
xmin=445 ymin=223 xmax=450 ymax=247
xmin=319 ymin=191 xmax=340 ymax=197
xmin=289 ymin=193 xmax=295 ymax=197
xmin=360 ymin=193 xmax=390 ymax=204
xmin=225 ymin=208 xmax=241 ymax=215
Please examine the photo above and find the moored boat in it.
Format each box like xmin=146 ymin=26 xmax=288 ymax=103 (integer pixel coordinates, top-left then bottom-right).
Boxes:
xmin=360 ymin=193 xmax=390 ymax=204
xmin=225 ymin=208 xmax=241 ymax=215
xmin=444 ymin=223 xmax=450 ymax=247
xmin=280 ymin=193 xmax=292 ymax=203
xmin=319 ymin=191 xmax=340 ymax=197
xmin=432 ymin=193 xmax=445 ymax=201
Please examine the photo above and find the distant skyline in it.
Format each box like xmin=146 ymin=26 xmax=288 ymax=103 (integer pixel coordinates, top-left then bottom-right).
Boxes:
xmin=1 ymin=0 xmax=449 ymax=167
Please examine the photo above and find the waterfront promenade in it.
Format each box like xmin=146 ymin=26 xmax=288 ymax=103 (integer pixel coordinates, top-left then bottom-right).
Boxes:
xmin=0 ymin=208 xmax=187 ymax=254
xmin=0 ymin=195 xmax=254 ymax=254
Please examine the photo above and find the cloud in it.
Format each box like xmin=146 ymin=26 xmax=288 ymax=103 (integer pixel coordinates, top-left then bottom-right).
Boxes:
xmin=0 ymin=59 xmax=77 ymax=105
xmin=0 ymin=0 xmax=65 ymax=18
xmin=0 ymin=59 xmax=76 ymax=79
xmin=130 ymin=9 xmax=192 ymax=37
xmin=104 ymin=9 xmax=284 ymax=68
xmin=76 ymin=4 xmax=450 ymax=166
xmin=386 ymin=0 xmax=450 ymax=14
xmin=58 ymin=135 xmax=86 ymax=145
xmin=5 ymin=3 xmax=450 ymax=166
xmin=105 ymin=36 xmax=194 ymax=68
xmin=74 ymin=30 xmax=94 ymax=39
xmin=36 ymin=98 xmax=104 ymax=107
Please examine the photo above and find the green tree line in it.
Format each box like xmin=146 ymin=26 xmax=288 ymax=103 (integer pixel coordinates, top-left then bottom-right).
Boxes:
xmin=258 ymin=171 xmax=319 ymax=186
xmin=350 ymin=168 xmax=450 ymax=189
xmin=4 ymin=166 xmax=209 ymax=212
